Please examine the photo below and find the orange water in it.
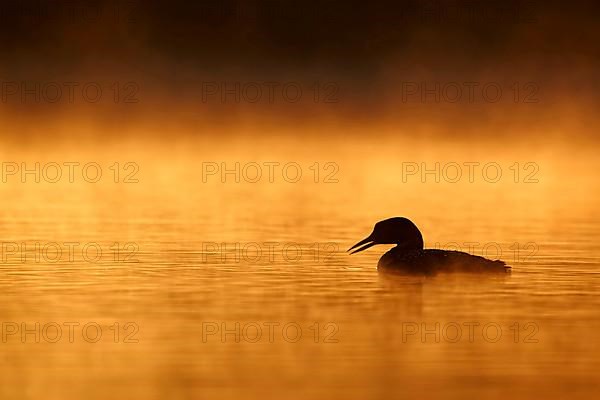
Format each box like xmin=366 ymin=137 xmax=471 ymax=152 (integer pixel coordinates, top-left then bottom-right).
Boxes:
xmin=1 ymin=135 xmax=599 ymax=399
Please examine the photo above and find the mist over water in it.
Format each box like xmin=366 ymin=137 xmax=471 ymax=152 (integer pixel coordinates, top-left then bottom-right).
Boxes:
xmin=1 ymin=136 xmax=599 ymax=399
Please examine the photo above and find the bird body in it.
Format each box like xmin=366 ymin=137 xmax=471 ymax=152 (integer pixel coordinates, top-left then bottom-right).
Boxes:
xmin=349 ymin=217 xmax=510 ymax=274
xmin=378 ymin=248 xmax=508 ymax=274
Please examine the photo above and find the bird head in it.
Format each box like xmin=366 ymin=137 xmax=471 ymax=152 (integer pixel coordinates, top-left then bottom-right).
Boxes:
xmin=348 ymin=217 xmax=424 ymax=254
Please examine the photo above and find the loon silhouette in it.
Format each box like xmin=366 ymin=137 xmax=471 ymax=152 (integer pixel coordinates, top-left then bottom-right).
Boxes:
xmin=348 ymin=217 xmax=509 ymax=274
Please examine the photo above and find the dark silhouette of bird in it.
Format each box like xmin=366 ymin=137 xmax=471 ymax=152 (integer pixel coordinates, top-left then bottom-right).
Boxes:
xmin=348 ymin=217 xmax=510 ymax=274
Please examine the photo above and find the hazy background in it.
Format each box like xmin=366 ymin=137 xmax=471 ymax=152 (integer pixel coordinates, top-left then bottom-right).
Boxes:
xmin=0 ymin=0 xmax=599 ymax=143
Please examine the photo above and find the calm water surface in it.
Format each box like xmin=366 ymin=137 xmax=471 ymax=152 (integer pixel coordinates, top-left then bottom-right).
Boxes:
xmin=1 ymin=138 xmax=599 ymax=399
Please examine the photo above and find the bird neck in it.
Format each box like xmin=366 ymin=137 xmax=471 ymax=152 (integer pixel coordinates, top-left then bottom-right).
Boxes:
xmin=396 ymin=233 xmax=424 ymax=251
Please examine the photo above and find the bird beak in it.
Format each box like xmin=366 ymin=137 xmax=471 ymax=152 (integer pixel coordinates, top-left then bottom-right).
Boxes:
xmin=348 ymin=235 xmax=377 ymax=254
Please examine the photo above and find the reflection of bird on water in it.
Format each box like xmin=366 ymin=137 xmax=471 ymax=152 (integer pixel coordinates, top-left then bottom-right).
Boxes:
xmin=348 ymin=217 xmax=510 ymax=274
